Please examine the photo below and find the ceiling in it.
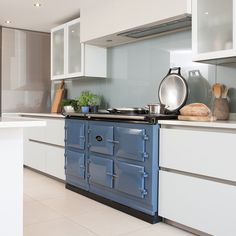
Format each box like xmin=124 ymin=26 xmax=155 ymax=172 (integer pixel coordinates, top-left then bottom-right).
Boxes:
xmin=0 ymin=0 xmax=80 ymax=33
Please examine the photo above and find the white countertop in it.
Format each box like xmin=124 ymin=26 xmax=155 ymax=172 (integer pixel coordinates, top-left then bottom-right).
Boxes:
xmin=158 ymin=119 xmax=236 ymax=129
xmin=0 ymin=116 xmax=46 ymax=128
xmin=3 ymin=112 xmax=64 ymax=119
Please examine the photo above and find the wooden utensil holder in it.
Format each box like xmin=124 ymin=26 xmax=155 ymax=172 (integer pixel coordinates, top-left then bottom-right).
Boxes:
xmin=212 ymin=98 xmax=229 ymax=120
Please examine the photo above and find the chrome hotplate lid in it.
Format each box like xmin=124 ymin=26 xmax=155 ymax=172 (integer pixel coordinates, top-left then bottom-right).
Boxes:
xmin=107 ymin=107 xmax=148 ymax=115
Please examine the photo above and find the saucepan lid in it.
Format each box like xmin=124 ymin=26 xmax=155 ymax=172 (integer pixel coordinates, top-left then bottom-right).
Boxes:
xmin=158 ymin=67 xmax=188 ymax=112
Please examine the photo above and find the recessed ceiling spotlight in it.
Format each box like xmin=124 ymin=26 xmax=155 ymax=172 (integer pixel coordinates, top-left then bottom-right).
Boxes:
xmin=5 ymin=20 xmax=11 ymax=24
xmin=205 ymin=12 xmax=209 ymax=15
xmin=34 ymin=2 xmax=42 ymax=7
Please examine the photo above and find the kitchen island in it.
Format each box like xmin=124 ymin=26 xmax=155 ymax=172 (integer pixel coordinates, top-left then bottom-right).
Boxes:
xmin=0 ymin=116 xmax=46 ymax=236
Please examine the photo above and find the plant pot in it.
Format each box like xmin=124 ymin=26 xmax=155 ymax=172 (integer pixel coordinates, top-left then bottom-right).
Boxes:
xmin=63 ymin=105 xmax=75 ymax=113
xmin=81 ymin=106 xmax=90 ymax=113
xmin=90 ymin=105 xmax=99 ymax=113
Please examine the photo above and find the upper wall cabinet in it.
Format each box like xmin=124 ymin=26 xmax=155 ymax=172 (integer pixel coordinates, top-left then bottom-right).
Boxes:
xmin=80 ymin=0 xmax=191 ymax=47
xmin=192 ymin=0 xmax=236 ymax=64
xmin=51 ymin=18 xmax=107 ymax=80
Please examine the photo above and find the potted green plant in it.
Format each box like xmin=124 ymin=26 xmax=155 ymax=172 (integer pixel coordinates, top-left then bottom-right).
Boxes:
xmin=61 ymin=99 xmax=78 ymax=112
xmin=77 ymin=91 xmax=93 ymax=113
xmin=88 ymin=94 xmax=101 ymax=113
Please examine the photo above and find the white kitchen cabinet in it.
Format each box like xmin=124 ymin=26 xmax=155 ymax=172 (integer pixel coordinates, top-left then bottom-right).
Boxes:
xmin=26 ymin=118 xmax=65 ymax=146
xmin=51 ymin=18 xmax=107 ymax=80
xmin=160 ymin=128 xmax=236 ymax=182
xmin=46 ymin=145 xmax=65 ymax=180
xmin=192 ymin=0 xmax=236 ymax=63
xmin=159 ymin=124 xmax=236 ymax=235
xmin=80 ymin=0 xmax=191 ymax=47
xmin=24 ymin=141 xmax=46 ymax=173
xmin=51 ymin=25 xmax=65 ymax=79
xmin=159 ymin=171 xmax=236 ymax=236
xmin=24 ymin=116 xmax=65 ymax=180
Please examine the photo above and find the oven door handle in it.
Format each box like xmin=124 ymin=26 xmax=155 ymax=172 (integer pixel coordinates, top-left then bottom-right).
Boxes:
xmin=107 ymin=139 xmax=119 ymax=144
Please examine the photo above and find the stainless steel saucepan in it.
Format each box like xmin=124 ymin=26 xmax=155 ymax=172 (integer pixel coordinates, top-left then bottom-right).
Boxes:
xmin=146 ymin=103 xmax=166 ymax=114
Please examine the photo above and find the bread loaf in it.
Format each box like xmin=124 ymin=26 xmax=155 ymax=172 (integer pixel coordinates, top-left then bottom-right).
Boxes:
xmin=180 ymin=103 xmax=211 ymax=117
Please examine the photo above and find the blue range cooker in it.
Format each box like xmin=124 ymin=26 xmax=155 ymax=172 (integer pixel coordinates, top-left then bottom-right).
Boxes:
xmin=64 ymin=109 xmax=177 ymax=223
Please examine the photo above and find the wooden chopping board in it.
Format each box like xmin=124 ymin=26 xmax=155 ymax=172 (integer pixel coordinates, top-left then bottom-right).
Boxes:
xmin=178 ymin=115 xmax=217 ymax=122
xmin=51 ymin=80 xmax=65 ymax=113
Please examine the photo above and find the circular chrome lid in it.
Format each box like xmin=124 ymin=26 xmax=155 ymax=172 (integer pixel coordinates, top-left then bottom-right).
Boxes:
xmin=158 ymin=68 xmax=188 ymax=112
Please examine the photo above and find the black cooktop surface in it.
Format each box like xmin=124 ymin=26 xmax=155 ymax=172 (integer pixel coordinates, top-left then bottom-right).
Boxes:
xmin=65 ymin=110 xmax=177 ymax=124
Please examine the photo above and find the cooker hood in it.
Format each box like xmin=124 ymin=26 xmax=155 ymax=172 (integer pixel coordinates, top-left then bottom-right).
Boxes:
xmin=85 ymin=14 xmax=191 ymax=47
xmin=117 ymin=15 xmax=191 ymax=39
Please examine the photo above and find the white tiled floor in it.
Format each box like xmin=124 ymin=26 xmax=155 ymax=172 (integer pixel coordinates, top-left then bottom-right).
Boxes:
xmin=23 ymin=168 xmax=195 ymax=236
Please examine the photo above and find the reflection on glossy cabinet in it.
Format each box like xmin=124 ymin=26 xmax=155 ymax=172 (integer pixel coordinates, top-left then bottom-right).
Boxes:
xmin=51 ymin=18 xmax=107 ymax=80
xmin=192 ymin=0 xmax=236 ymax=63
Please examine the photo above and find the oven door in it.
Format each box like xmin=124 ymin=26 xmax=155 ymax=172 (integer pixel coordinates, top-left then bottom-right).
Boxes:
xmin=115 ymin=126 xmax=148 ymax=162
xmin=88 ymin=123 xmax=114 ymax=156
xmin=114 ymin=161 xmax=147 ymax=199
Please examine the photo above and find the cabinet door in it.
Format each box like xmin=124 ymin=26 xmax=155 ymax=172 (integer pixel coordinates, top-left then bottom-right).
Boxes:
xmin=115 ymin=126 xmax=147 ymax=162
xmin=26 ymin=119 xmax=64 ymax=147
xmin=65 ymin=119 xmax=85 ymax=150
xmin=89 ymin=155 xmax=113 ymax=188
xmin=51 ymin=24 xmax=66 ymax=80
xmin=24 ymin=140 xmax=46 ymax=172
xmin=46 ymin=145 xmax=65 ymax=180
xmin=114 ymin=161 xmax=147 ymax=198
xmin=67 ymin=18 xmax=82 ymax=77
xmin=159 ymin=170 xmax=236 ymax=236
xmin=160 ymin=128 xmax=236 ymax=182
xmin=192 ymin=0 xmax=235 ymax=62
xmin=88 ymin=124 xmax=114 ymax=155
xmin=65 ymin=149 xmax=85 ymax=179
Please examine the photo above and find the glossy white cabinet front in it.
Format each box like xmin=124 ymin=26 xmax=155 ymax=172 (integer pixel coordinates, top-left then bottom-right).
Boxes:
xmin=159 ymin=125 xmax=236 ymax=235
xmin=160 ymin=128 xmax=236 ymax=182
xmin=24 ymin=117 xmax=65 ymax=180
xmin=159 ymin=171 xmax=236 ymax=236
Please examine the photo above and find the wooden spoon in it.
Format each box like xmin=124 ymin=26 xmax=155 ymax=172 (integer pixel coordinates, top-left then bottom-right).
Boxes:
xmin=222 ymin=86 xmax=229 ymax=98
xmin=212 ymin=83 xmax=222 ymax=98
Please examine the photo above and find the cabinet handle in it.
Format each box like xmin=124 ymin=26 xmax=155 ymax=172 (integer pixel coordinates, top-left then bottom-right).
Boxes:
xmin=139 ymin=171 xmax=148 ymax=178
xmin=140 ymin=189 xmax=147 ymax=196
xmin=106 ymin=172 xmax=113 ymax=176
xmin=142 ymin=152 xmax=148 ymax=159
xmin=143 ymin=135 xmax=149 ymax=140
xmin=64 ymin=128 xmax=68 ymax=143
xmin=107 ymin=139 xmax=119 ymax=144
xmin=106 ymin=172 xmax=117 ymax=178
